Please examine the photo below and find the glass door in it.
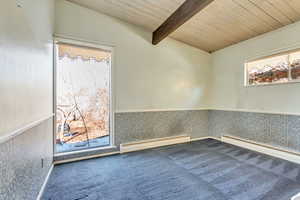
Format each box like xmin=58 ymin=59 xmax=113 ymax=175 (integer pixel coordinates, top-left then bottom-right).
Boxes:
xmin=54 ymin=40 xmax=112 ymax=154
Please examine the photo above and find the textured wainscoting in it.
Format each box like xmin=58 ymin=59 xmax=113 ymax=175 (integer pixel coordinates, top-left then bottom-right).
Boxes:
xmin=0 ymin=118 xmax=53 ymax=200
xmin=115 ymin=110 xmax=209 ymax=147
xmin=54 ymin=110 xmax=209 ymax=162
xmin=209 ymin=110 xmax=300 ymax=152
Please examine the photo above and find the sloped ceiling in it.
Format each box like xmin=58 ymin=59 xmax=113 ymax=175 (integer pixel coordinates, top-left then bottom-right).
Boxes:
xmin=68 ymin=0 xmax=300 ymax=52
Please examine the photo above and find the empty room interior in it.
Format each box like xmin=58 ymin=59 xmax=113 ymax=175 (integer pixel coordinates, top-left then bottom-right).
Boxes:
xmin=4 ymin=0 xmax=300 ymax=199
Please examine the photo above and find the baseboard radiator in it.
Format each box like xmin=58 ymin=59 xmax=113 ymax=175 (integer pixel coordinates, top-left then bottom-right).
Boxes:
xmin=120 ymin=135 xmax=190 ymax=153
xmin=222 ymin=135 xmax=300 ymax=165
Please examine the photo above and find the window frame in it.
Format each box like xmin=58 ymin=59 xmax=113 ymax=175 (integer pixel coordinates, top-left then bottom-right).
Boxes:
xmin=244 ymin=48 xmax=300 ymax=87
xmin=53 ymin=35 xmax=116 ymax=157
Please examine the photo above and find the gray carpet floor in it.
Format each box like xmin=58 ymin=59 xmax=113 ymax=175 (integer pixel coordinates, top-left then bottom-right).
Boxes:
xmin=42 ymin=139 xmax=300 ymax=200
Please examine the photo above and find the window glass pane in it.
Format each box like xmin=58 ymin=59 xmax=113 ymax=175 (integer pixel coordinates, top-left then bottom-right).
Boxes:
xmin=289 ymin=51 xmax=300 ymax=80
xmin=56 ymin=43 xmax=111 ymax=153
xmin=247 ymin=54 xmax=289 ymax=85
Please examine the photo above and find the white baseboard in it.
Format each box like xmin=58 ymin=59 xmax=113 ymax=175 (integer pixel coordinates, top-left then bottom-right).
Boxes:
xmin=222 ymin=135 xmax=300 ymax=165
xmin=120 ymin=135 xmax=190 ymax=153
xmin=190 ymin=136 xmax=221 ymax=142
xmin=36 ymin=164 xmax=54 ymax=200
xmin=291 ymin=192 xmax=300 ymax=200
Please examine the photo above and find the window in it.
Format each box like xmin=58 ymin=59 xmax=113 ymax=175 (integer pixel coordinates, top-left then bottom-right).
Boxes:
xmin=290 ymin=51 xmax=300 ymax=80
xmin=245 ymin=49 xmax=300 ymax=86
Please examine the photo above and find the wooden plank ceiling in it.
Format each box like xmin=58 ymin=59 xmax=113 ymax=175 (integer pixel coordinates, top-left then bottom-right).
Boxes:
xmin=68 ymin=0 xmax=300 ymax=52
xmin=152 ymin=0 xmax=215 ymax=45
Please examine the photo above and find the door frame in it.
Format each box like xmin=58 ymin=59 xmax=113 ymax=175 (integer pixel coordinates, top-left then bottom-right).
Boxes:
xmin=53 ymin=36 xmax=115 ymax=156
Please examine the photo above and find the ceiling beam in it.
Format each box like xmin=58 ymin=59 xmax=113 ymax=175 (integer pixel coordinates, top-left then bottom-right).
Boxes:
xmin=152 ymin=0 xmax=214 ymax=45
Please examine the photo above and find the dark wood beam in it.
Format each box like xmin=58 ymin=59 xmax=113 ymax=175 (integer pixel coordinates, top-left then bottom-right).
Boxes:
xmin=152 ymin=0 xmax=214 ymax=45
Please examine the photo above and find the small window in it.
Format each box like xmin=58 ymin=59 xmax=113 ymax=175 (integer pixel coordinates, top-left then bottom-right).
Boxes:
xmin=290 ymin=51 xmax=300 ymax=80
xmin=245 ymin=49 xmax=300 ymax=86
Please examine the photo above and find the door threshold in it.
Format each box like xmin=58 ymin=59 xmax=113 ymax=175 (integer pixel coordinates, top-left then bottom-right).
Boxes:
xmin=54 ymin=145 xmax=118 ymax=164
xmin=55 ymin=145 xmax=116 ymax=157
xmin=54 ymin=150 xmax=119 ymax=165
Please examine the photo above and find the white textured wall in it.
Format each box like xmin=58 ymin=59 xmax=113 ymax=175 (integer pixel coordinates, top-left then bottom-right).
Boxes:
xmin=0 ymin=1 xmax=54 ymax=199
xmin=210 ymin=21 xmax=300 ymax=115
xmin=55 ymin=0 xmax=212 ymax=112
xmin=0 ymin=0 xmax=54 ymax=137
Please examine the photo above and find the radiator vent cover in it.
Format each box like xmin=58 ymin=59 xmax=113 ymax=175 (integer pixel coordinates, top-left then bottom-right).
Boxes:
xmin=291 ymin=193 xmax=300 ymax=200
xmin=120 ymin=135 xmax=190 ymax=153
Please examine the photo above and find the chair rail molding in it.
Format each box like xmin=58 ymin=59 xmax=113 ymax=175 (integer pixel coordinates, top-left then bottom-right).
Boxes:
xmin=0 ymin=113 xmax=54 ymax=144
